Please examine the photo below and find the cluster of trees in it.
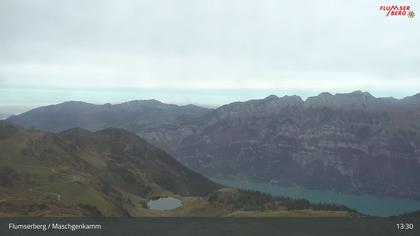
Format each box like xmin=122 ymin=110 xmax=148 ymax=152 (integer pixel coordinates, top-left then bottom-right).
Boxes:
xmin=208 ymin=189 xmax=357 ymax=213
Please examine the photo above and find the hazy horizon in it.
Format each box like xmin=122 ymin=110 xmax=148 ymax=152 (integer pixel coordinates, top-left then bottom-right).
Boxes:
xmin=1 ymin=0 xmax=419 ymax=114
xmin=1 ymin=89 xmax=419 ymax=115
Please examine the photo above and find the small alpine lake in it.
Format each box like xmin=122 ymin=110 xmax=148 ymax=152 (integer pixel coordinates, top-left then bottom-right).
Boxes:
xmin=147 ymin=197 xmax=182 ymax=211
xmin=211 ymin=177 xmax=420 ymax=217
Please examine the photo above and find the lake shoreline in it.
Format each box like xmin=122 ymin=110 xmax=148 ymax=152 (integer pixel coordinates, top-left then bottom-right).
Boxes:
xmin=210 ymin=177 xmax=420 ymax=217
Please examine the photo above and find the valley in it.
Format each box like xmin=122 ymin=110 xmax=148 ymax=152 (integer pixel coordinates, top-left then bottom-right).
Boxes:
xmin=0 ymin=121 xmax=357 ymax=217
xmin=211 ymin=178 xmax=420 ymax=217
xmin=8 ymin=91 xmax=420 ymax=203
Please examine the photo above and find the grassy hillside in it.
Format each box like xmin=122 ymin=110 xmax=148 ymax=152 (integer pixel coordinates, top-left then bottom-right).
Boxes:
xmin=0 ymin=121 xmax=358 ymax=217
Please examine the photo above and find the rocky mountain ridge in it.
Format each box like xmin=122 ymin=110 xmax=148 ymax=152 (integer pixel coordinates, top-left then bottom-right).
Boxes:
xmin=7 ymin=99 xmax=211 ymax=132
xmin=0 ymin=121 xmax=358 ymax=217
xmin=0 ymin=120 xmax=221 ymax=216
xmin=140 ymin=92 xmax=420 ymax=200
xmin=7 ymin=92 xmax=420 ymax=200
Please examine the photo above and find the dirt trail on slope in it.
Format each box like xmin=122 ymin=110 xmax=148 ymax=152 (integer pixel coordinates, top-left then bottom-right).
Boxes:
xmin=28 ymin=167 xmax=79 ymax=201
xmin=0 ymin=162 xmax=78 ymax=201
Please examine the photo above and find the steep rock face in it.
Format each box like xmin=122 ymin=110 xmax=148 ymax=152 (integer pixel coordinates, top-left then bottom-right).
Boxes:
xmin=143 ymin=92 xmax=420 ymax=200
xmin=1 ymin=121 xmax=357 ymax=217
xmin=6 ymin=92 xmax=420 ymax=200
xmin=402 ymin=93 xmax=420 ymax=109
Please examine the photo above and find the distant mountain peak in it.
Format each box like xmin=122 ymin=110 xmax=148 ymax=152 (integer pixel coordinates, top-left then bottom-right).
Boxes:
xmin=118 ymin=99 xmax=166 ymax=107
xmin=318 ymin=92 xmax=333 ymax=97
xmin=305 ymin=91 xmax=381 ymax=110
xmin=129 ymin=99 xmax=163 ymax=104
xmin=407 ymin=93 xmax=420 ymax=99
xmin=7 ymin=99 xmax=211 ymax=133
xmin=263 ymin=95 xmax=305 ymax=109
xmin=313 ymin=91 xmax=373 ymax=99
xmin=342 ymin=90 xmax=373 ymax=98
xmin=264 ymin=95 xmax=279 ymax=100
xmin=402 ymin=93 xmax=420 ymax=106
xmin=280 ymin=95 xmax=304 ymax=103
xmin=62 ymin=101 xmax=90 ymax=104
xmin=58 ymin=101 xmax=96 ymax=107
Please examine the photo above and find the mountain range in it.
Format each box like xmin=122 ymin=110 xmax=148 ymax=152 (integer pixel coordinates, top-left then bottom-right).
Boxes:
xmin=7 ymin=100 xmax=210 ymax=132
xmin=0 ymin=120 xmax=220 ymax=216
xmin=0 ymin=121 xmax=355 ymax=217
xmin=7 ymin=91 xmax=420 ymax=200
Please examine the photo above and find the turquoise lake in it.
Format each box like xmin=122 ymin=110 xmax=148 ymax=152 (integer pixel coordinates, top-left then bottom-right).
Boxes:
xmin=211 ymin=178 xmax=420 ymax=217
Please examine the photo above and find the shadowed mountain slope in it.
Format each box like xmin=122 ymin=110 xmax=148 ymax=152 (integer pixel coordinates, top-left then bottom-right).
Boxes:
xmin=7 ymin=92 xmax=420 ymax=200
xmin=0 ymin=121 xmax=357 ymax=217
xmin=7 ymin=100 xmax=211 ymax=132
xmin=0 ymin=121 xmax=219 ymax=216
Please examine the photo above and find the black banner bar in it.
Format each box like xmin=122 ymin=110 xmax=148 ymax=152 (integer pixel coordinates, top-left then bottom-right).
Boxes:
xmin=0 ymin=217 xmax=418 ymax=236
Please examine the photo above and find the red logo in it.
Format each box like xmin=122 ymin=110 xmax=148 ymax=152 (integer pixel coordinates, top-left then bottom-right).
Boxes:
xmin=379 ymin=5 xmax=415 ymax=18
xmin=408 ymin=10 xmax=415 ymax=18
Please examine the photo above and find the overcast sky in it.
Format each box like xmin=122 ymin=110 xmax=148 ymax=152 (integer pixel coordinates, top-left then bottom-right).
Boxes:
xmin=1 ymin=0 xmax=419 ymax=114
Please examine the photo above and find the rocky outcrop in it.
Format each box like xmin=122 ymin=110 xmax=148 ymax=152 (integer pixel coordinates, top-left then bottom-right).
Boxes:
xmin=7 ymin=92 xmax=420 ymax=200
xmin=139 ymin=92 xmax=420 ymax=200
